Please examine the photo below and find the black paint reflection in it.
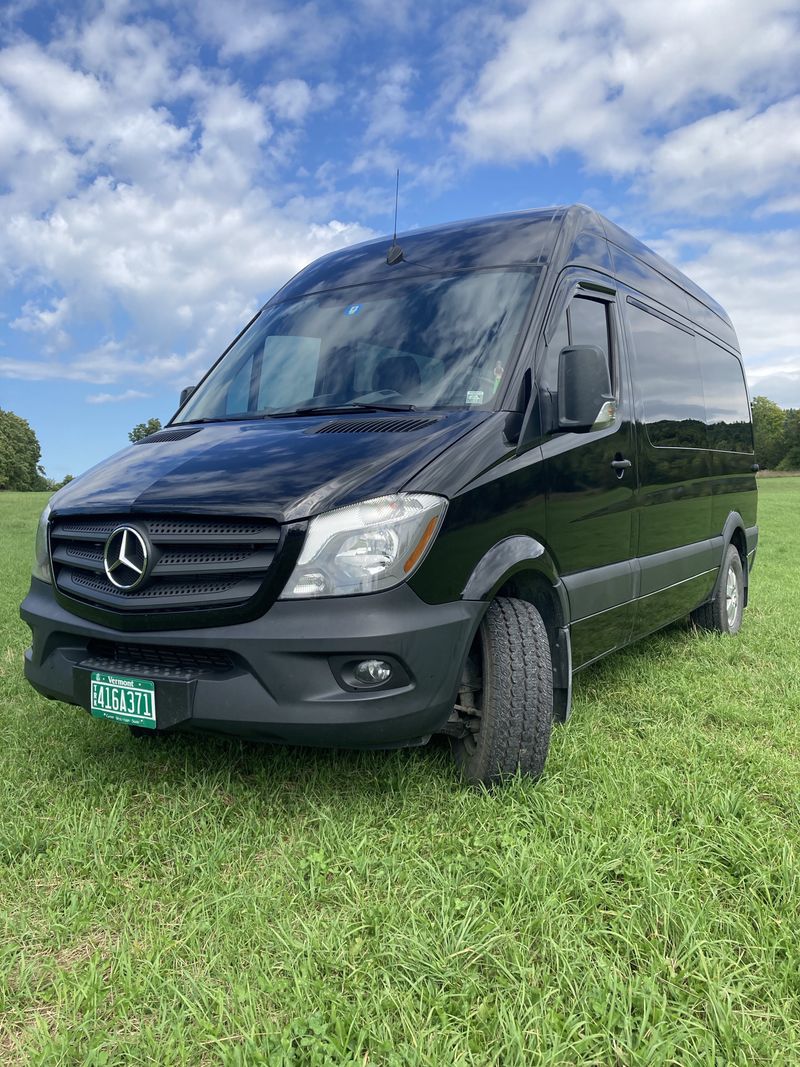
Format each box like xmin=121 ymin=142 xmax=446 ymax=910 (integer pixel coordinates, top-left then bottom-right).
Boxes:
xmin=51 ymin=412 xmax=487 ymax=522
xmin=177 ymin=269 xmax=540 ymax=423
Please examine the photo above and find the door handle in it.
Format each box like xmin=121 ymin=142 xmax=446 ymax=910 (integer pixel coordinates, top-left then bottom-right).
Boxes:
xmin=610 ymin=456 xmax=631 ymax=480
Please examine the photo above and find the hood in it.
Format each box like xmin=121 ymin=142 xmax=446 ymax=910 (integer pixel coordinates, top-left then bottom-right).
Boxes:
xmin=51 ymin=411 xmax=489 ymax=523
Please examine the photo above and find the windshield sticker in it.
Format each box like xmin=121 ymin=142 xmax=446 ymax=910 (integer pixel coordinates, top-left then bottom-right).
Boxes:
xmin=466 ymin=390 xmax=484 ymax=405
xmin=344 ymin=304 xmax=362 ymax=316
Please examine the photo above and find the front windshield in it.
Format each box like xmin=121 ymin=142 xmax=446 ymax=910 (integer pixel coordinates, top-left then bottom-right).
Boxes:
xmin=175 ymin=268 xmax=540 ymax=422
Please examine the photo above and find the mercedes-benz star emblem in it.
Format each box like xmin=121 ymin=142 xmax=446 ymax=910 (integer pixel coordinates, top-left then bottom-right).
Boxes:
xmin=103 ymin=526 xmax=150 ymax=591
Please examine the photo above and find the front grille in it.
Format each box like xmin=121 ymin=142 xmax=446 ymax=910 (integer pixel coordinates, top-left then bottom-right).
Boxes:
xmin=83 ymin=639 xmax=234 ymax=679
xmin=50 ymin=513 xmax=282 ymax=614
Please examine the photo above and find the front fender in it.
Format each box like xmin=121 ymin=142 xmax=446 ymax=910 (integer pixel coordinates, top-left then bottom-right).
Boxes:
xmin=461 ymin=535 xmax=567 ymax=616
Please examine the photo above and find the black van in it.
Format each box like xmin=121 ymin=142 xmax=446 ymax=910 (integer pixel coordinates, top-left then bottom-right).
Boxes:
xmin=21 ymin=205 xmax=758 ymax=784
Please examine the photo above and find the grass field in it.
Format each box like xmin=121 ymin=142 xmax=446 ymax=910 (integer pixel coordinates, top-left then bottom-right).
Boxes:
xmin=1 ymin=482 xmax=800 ymax=1065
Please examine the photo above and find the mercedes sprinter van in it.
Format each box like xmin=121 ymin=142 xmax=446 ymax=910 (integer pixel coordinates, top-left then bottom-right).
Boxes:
xmin=21 ymin=205 xmax=758 ymax=784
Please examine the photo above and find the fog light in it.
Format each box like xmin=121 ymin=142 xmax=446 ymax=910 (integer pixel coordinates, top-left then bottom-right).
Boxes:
xmin=354 ymin=659 xmax=393 ymax=686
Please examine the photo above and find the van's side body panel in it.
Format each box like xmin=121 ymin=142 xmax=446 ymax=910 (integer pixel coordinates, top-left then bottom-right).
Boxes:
xmin=535 ymin=265 xmax=639 ymax=667
xmin=603 ymin=226 xmax=756 ymax=640
xmin=414 ymin=205 xmax=757 ymax=666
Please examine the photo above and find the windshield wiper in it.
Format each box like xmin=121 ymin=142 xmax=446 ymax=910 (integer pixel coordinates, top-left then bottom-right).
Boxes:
xmin=268 ymin=402 xmax=417 ymax=417
xmin=175 ymin=414 xmax=268 ymax=425
xmin=178 ymin=403 xmax=418 ymax=424
xmin=348 ymin=401 xmax=417 ymax=412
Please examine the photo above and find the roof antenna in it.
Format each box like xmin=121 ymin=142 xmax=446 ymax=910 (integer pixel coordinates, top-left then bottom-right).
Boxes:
xmin=386 ymin=169 xmax=404 ymax=265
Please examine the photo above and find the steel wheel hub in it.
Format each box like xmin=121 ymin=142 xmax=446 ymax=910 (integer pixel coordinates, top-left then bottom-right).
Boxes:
xmin=726 ymin=565 xmax=739 ymax=627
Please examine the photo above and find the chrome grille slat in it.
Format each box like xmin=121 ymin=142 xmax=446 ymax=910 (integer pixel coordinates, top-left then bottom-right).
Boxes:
xmin=50 ymin=512 xmax=281 ymax=615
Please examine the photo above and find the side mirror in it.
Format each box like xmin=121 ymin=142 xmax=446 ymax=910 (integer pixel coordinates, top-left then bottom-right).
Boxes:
xmin=179 ymin=385 xmax=196 ymax=407
xmin=557 ymin=346 xmax=614 ymax=431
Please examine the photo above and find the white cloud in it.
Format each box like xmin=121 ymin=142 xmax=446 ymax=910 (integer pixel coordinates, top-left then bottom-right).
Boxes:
xmin=746 ymin=373 xmax=800 ymax=408
xmin=0 ymin=41 xmax=105 ymax=117
xmin=649 ymin=227 xmax=800 ymax=405
xmin=10 ymin=296 xmax=70 ymax=333
xmin=86 ymin=388 xmax=150 ymax=404
xmin=0 ymin=8 xmax=373 ymax=390
xmin=193 ymin=0 xmax=341 ymax=62
xmin=755 ymin=194 xmax=800 ymax=218
xmin=265 ymin=78 xmax=313 ymax=122
xmin=642 ymin=99 xmax=800 ymax=212
xmin=362 ymin=63 xmax=416 ymax=143
xmin=260 ymin=78 xmax=338 ymax=123
xmin=455 ymin=0 xmax=800 ymax=211
xmin=351 ymin=0 xmax=420 ymax=31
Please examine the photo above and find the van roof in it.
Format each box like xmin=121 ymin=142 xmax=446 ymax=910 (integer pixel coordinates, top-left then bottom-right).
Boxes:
xmin=270 ymin=204 xmax=733 ymax=337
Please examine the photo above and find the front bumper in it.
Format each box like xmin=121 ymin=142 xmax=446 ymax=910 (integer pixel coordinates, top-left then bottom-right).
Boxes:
xmin=20 ymin=578 xmax=483 ymax=748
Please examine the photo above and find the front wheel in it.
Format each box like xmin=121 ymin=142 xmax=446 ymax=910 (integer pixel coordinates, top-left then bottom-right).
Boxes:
xmin=691 ymin=544 xmax=744 ymax=634
xmin=450 ymin=597 xmax=554 ymax=786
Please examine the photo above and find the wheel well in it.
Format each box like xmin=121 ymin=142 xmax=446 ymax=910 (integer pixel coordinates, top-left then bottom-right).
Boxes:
xmin=728 ymin=525 xmax=749 ymax=605
xmin=494 ymin=570 xmax=572 ymax=720
xmin=496 ymin=571 xmax=563 ymax=651
xmin=729 ymin=525 xmax=746 ymax=564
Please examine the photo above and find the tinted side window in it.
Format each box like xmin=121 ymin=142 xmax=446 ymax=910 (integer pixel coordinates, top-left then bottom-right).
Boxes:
xmin=627 ymin=302 xmax=706 ymax=449
xmin=696 ymin=336 xmax=753 ymax=453
xmin=540 ymin=295 xmax=612 ymax=393
xmin=569 ymin=298 xmax=610 ymax=359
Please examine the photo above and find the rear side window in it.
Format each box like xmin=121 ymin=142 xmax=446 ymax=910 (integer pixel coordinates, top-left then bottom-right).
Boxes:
xmin=695 ymin=336 xmax=753 ymax=453
xmin=627 ymin=302 xmax=706 ymax=449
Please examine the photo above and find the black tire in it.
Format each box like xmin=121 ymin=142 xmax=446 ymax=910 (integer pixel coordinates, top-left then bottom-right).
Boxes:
xmin=450 ymin=597 xmax=554 ymax=786
xmin=691 ymin=544 xmax=744 ymax=634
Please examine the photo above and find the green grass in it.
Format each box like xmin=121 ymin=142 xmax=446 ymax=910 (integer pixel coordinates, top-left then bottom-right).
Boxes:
xmin=1 ymin=482 xmax=799 ymax=1065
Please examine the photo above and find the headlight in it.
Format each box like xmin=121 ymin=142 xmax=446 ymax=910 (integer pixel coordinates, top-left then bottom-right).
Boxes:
xmin=32 ymin=501 xmax=53 ymax=583
xmin=280 ymin=493 xmax=447 ymax=599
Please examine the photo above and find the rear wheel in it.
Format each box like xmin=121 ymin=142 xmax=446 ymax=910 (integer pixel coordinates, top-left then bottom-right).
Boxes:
xmin=449 ymin=597 xmax=554 ymax=786
xmin=691 ymin=544 xmax=744 ymax=634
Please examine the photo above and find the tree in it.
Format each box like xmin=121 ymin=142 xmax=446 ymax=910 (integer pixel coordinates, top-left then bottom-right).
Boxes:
xmin=778 ymin=408 xmax=800 ymax=471
xmin=0 ymin=408 xmax=42 ymax=490
xmin=751 ymin=396 xmax=786 ymax=469
xmin=128 ymin=417 xmax=162 ymax=443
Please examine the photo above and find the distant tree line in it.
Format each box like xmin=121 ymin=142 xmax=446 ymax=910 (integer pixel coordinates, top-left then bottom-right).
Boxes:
xmin=0 ymin=409 xmax=72 ymax=491
xmin=752 ymin=397 xmax=800 ymax=471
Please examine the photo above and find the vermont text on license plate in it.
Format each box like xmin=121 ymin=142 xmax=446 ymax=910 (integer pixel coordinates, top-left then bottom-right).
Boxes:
xmin=90 ymin=672 xmax=156 ymax=728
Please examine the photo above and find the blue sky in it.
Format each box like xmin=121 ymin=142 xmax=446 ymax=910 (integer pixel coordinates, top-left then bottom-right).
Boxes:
xmin=1 ymin=0 xmax=799 ymax=481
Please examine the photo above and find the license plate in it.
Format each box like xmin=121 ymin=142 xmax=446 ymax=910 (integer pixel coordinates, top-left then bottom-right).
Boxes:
xmin=90 ymin=672 xmax=156 ymax=729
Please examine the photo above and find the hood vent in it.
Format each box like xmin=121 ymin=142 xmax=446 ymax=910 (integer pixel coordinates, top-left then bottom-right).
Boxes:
xmin=315 ymin=417 xmax=440 ymax=435
xmin=135 ymin=427 xmax=202 ymax=444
